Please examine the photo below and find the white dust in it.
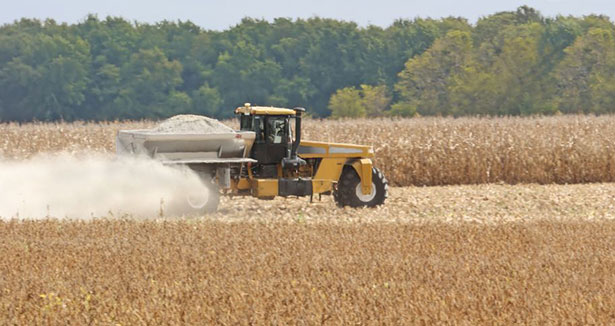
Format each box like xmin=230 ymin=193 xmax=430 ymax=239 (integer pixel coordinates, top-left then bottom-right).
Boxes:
xmin=0 ymin=153 xmax=210 ymax=219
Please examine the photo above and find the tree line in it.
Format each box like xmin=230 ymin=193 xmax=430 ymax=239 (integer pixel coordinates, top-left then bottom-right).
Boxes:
xmin=1 ymin=6 xmax=614 ymax=121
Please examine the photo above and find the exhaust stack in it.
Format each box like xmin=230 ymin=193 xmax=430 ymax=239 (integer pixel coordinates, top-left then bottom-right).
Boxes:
xmin=291 ymin=107 xmax=305 ymax=158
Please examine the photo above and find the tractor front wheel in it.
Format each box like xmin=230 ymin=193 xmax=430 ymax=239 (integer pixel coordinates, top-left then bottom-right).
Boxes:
xmin=334 ymin=167 xmax=388 ymax=208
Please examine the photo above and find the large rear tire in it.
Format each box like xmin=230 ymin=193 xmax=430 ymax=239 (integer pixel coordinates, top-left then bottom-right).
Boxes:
xmin=334 ymin=167 xmax=388 ymax=208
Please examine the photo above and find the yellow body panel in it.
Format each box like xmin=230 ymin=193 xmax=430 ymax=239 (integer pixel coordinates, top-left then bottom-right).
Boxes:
xmin=298 ymin=140 xmax=374 ymax=159
xmin=312 ymin=179 xmax=334 ymax=193
xmin=313 ymin=157 xmax=347 ymax=182
xmin=232 ymin=178 xmax=251 ymax=191
xmin=298 ymin=141 xmax=375 ymax=195
xmin=235 ymin=105 xmax=296 ymax=116
xmin=253 ymin=179 xmax=278 ymax=197
xmin=352 ymin=159 xmax=373 ymax=195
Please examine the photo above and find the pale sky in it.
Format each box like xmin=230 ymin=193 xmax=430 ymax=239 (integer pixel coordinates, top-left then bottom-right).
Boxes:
xmin=1 ymin=0 xmax=613 ymax=29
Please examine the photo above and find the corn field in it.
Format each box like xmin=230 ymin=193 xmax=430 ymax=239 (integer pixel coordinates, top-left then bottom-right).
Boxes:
xmin=3 ymin=115 xmax=615 ymax=186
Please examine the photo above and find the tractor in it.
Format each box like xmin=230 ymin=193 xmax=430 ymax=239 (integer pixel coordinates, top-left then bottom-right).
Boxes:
xmin=116 ymin=104 xmax=388 ymax=212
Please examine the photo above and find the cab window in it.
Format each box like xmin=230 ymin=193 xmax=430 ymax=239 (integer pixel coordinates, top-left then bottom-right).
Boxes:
xmin=266 ymin=116 xmax=288 ymax=144
xmin=254 ymin=116 xmax=265 ymax=142
xmin=239 ymin=115 xmax=253 ymax=131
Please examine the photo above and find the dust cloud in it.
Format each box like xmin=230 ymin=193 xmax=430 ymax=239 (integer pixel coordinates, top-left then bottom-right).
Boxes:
xmin=0 ymin=154 xmax=209 ymax=219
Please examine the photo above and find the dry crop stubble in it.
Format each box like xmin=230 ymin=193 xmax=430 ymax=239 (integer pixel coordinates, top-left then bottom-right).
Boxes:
xmin=207 ymin=183 xmax=615 ymax=224
xmin=1 ymin=219 xmax=615 ymax=324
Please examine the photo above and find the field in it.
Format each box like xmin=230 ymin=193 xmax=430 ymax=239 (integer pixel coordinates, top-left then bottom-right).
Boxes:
xmin=3 ymin=218 xmax=615 ymax=324
xmin=4 ymin=115 xmax=615 ymax=186
xmin=2 ymin=116 xmax=615 ymax=324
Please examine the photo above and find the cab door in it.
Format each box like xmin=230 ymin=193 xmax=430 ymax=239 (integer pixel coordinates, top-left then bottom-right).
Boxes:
xmin=251 ymin=115 xmax=290 ymax=164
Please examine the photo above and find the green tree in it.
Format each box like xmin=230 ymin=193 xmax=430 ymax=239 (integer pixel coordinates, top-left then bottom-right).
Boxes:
xmin=554 ymin=28 xmax=615 ymax=113
xmin=298 ymin=19 xmax=365 ymax=116
xmin=328 ymin=84 xmax=390 ymax=118
xmin=4 ymin=8 xmax=615 ymax=121
xmin=114 ymin=47 xmax=184 ymax=119
xmin=192 ymin=84 xmax=222 ymax=116
xmin=447 ymin=66 xmax=498 ymax=116
xmin=488 ymin=23 xmax=554 ymax=115
xmin=329 ymin=87 xmax=366 ymax=118
xmin=394 ymin=30 xmax=474 ymax=116
xmin=0 ymin=30 xmax=90 ymax=121
xmin=210 ymin=40 xmax=282 ymax=117
xmin=167 ymin=91 xmax=192 ymax=116
xmin=360 ymin=84 xmax=391 ymax=117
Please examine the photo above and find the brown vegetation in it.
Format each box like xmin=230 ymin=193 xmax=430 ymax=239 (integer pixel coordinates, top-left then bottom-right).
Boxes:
xmin=0 ymin=121 xmax=152 ymax=159
xmin=2 ymin=117 xmax=615 ymax=324
xmin=3 ymin=115 xmax=615 ymax=186
xmin=2 ymin=217 xmax=615 ymax=324
xmin=302 ymin=115 xmax=615 ymax=186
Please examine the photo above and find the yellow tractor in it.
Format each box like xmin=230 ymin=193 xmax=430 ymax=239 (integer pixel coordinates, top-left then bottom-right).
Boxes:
xmin=232 ymin=104 xmax=388 ymax=207
xmin=117 ymin=104 xmax=388 ymax=212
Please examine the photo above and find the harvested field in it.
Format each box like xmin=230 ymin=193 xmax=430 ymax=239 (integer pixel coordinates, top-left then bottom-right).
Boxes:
xmin=210 ymin=183 xmax=615 ymax=224
xmin=3 ymin=181 xmax=615 ymax=222
xmin=2 ymin=215 xmax=615 ymax=324
xmin=3 ymin=115 xmax=615 ymax=186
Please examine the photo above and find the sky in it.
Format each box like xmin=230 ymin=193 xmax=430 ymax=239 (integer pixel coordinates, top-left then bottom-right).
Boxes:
xmin=1 ymin=0 xmax=614 ymax=29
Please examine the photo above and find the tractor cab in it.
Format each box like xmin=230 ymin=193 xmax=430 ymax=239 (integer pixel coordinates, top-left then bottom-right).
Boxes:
xmin=235 ymin=103 xmax=306 ymax=177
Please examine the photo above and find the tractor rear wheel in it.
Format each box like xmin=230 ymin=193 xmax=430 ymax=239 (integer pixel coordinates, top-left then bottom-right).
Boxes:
xmin=334 ymin=167 xmax=388 ymax=208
